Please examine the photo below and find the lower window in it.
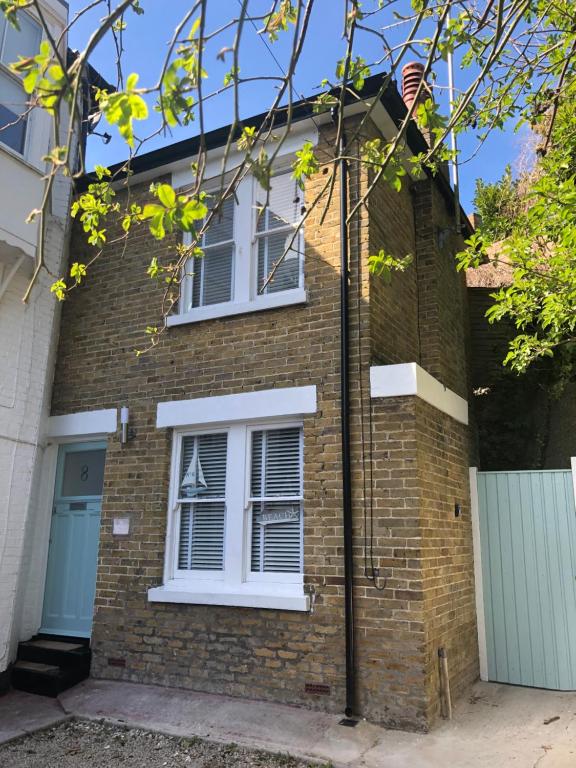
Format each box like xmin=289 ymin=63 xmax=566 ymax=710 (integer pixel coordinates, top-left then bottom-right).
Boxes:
xmin=151 ymin=420 xmax=306 ymax=609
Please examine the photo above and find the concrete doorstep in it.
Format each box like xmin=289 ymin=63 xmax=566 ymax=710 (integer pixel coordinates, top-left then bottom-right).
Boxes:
xmin=0 ymin=679 xmax=575 ymax=767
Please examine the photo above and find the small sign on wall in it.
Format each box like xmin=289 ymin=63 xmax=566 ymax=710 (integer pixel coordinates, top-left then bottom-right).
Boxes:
xmin=113 ymin=517 xmax=130 ymax=536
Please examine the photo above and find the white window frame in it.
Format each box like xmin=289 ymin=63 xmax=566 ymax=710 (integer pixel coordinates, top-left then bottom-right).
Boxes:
xmin=150 ymin=418 xmax=309 ymax=611
xmin=169 ymin=168 xmax=307 ymax=327
xmin=0 ymin=9 xmax=42 ymax=160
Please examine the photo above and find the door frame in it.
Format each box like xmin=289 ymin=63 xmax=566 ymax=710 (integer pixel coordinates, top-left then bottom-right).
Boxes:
xmin=470 ymin=466 xmax=488 ymax=681
xmin=31 ymin=435 xmax=110 ymax=640
xmin=39 ymin=438 xmax=108 ymax=638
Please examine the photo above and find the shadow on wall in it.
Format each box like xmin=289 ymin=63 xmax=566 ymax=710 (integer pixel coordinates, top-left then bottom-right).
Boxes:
xmin=469 ymin=287 xmax=576 ymax=470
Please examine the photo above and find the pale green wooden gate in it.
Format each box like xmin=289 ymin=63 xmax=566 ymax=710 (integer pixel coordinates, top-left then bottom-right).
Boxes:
xmin=477 ymin=469 xmax=576 ymax=690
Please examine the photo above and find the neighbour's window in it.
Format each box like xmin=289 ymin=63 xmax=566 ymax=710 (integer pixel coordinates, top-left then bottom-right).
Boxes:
xmin=255 ymin=171 xmax=303 ymax=295
xmin=0 ymin=12 xmax=42 ymax=155
xmin=172 ymin=423 xmax=304 ymax=583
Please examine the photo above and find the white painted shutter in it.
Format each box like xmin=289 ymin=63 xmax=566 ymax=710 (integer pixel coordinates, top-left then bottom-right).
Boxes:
xmin=250 ymin=427 xmax=303 ymax=573
xmin=178 ymin=433 xmax=227 ymax=570
xmin=256 ymin=172 xmax=303 ymax=295
xmin=191 ymin=196 xmax=235 ymax=307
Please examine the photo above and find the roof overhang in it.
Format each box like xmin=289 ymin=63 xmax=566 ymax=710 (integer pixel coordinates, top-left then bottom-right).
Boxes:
xmin=77 ymin=72 xmax=470 ymax=233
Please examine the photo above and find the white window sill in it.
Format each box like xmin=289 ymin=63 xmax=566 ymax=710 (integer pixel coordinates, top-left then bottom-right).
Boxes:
xmin=148 ymin=580 xmax=310 ymax=612
xmin=167 ymin=288 xmax=307 ymax=327
xmin=0 ymin=140 xmax=44 ymax=175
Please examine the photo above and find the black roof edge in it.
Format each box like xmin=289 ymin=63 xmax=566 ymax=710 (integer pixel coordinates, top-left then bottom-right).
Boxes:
xmin=78 ymin=70 xmax=471 ymax=235
xmin=67 ymin=48 xmax=115 ymax=96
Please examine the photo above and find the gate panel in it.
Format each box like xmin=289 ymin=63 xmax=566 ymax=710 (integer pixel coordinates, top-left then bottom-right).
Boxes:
xmin=477 ymin=470 xmax=576 ymax=690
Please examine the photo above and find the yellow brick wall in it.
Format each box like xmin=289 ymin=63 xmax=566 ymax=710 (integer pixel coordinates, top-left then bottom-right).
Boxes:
xmin=50 ymin=117 xmax=477 ymax=730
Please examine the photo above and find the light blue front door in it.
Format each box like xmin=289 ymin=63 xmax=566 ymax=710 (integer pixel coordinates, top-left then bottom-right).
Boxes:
xmin=41 ymin=442 xmax=106 ymax=638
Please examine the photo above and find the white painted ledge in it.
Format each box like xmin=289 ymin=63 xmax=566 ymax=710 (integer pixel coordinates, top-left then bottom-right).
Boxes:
xmin=167 ymin=288 xmax=307 ymax=327
xmin=47 ymin=408 xmax=118 ymax=438
xmin=370 ymin=362 xmax=468 ymax=425
xmin=157 ymin=385 xmax=317 ymax=429
xmin=148 ymin=582 xmax=310 ymax=612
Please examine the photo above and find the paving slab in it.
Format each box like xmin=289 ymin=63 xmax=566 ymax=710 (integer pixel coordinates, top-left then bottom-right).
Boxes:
xmin=0 ymin=690 xmax=68 ymax=745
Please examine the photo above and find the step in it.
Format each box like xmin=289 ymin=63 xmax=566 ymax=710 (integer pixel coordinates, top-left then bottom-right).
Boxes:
xmin=18 ymin=638 xmax=91 ymax=670
xmin=28 ymin=640 xmax=85 ymax=652
xmin=13 ymin=661 xmax=60 ymax=675
xmin=11 ymin=659 xmax=89 ymax=698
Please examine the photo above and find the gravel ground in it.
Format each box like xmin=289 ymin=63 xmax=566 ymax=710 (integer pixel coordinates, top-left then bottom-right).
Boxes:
xmin=0 ymin=720 xmax=329 ymax=768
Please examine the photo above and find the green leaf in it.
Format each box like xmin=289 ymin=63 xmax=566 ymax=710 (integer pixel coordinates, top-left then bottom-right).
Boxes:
xmin=157 ymin=183 xmax=176 ymax=208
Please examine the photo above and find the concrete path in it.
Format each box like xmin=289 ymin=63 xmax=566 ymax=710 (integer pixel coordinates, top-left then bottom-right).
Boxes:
xmin=1 ymin=680 xmax=575 ymax=767
xmin=0 ymin=690 xmax=68 ymax=745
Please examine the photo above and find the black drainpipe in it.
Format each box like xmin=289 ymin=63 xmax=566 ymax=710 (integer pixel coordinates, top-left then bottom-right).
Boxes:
xmin=332 ymin=109 xmax=355 ymax=718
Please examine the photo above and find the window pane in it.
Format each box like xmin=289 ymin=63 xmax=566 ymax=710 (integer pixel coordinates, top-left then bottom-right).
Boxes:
xmin=256 ymin=172 xmax=301 ymax=232
xmin=257 ymin=231 xmax=301 ymax=294
xmin=0 ymin=71 xmax=27 ymax=153
xmin=191 ymin=244 xmax=234 ymax=307
xmin=179 ymin=502 xmax=225 ymax=570
xmin=251 ymin=427 xmax=302 ymax=497
xmin=204 ymin=195 xmax=234 ymax=247
xmin=60 ymin=449 xmax=106 ymax=498
xmin=2 ymin=12 xmax=42 ymax=65
xmin=251 ymin=501 xmax=302 ymax=573
xmin=180 ymin=433 xmax=227 ymax=499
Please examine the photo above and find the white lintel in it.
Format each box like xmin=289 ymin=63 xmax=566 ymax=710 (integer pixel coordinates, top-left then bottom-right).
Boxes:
xmin=370 ymin=362 xmax=468 ymax=425
xmin=156 ymin=385 xmax=317 ymax=429
xmin=46 ymin=408 xmax=118 ymax=438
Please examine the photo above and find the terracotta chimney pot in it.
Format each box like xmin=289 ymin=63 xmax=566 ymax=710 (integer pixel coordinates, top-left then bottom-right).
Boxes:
xmin=401 ymin=62 xmax=430 ymax=112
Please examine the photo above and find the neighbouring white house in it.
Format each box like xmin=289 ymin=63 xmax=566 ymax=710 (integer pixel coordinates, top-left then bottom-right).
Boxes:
xmin=0 ymin=0 xmax=108 ymax=688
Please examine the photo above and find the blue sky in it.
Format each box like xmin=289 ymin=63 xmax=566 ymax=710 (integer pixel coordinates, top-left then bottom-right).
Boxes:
xmin=68 ymin=0 xmax=522 ymax=212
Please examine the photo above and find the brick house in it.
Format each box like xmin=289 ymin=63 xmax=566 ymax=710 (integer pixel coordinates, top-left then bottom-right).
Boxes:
xmin=15 ymin=71 xmax=479 ymax=731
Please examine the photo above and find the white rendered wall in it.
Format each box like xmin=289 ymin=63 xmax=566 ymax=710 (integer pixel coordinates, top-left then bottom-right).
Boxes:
xmin=0 ymin=0 xmax=70 ymax=675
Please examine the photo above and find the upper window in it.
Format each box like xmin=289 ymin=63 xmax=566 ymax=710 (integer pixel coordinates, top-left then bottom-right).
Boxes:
xmin=173 ymin=169 xmax=306 ymax=324
xmin=0 ymin=12 xmax=42 ymax=155
xmin=171 ymin=422 xmax=303 ymax=585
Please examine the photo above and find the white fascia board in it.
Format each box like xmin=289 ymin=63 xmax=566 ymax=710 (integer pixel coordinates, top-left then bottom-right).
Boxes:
xmin=157 ymin=386 xmax=317 ymax=429
xmin=148 ymin=583 xmax=310 ymax=612
xmin=47 ymin=408 xmax=118 ymax=438
xmin=111 ymin=101 xmax=374 ymax=191
xmin=115 ymin=119 xmax=319 ymax=192
xmin=370 ymin=363 xmax=468 ymax=425
xmin=172 ymin=121 xmax=319 ymax=190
